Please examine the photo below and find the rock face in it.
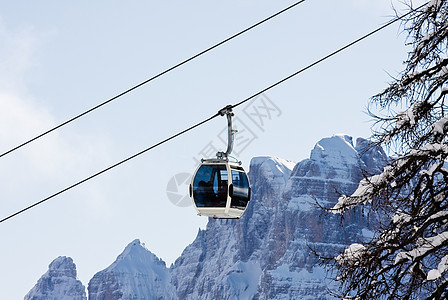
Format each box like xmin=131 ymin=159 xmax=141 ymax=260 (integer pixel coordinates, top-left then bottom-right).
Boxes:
xmin=170 ymin=156 xmax=295 ymax=300
xmin=24 ymin=256 xmax=86 ymax=300
xmin=87 ymin=239 xmax=176 ymax=300
xmin=26 ymin=135 xmax=388 ymax=299
xmin=256 ymin=135 xmax=384 ymax=299
xmin=171 ymin=134 xmax=387 ymax=299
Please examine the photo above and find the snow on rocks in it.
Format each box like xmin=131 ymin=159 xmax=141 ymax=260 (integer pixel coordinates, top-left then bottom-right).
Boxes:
xmin=310 ymin=134 xmax=359 ymax=168
xmin=171 ymin=134 xmax=381 ymax=299
xmin=27 ymin=134 xmax=385 ymax=300
xmin=24 ymin=256 xmax=87 ymax=300
xmin=250 ymin=156 xmax=295 ymax=189
xmin=88 ymin=239 xmax=176 ymax=300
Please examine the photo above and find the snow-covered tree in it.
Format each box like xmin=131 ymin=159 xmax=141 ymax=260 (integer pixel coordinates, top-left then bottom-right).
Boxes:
xmin=329 ymin=1 xmax=448 ymax=299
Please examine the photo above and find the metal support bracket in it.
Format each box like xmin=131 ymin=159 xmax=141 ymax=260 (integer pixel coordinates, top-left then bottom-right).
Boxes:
xmin=216 ymin=105 xmax=236 ymax=160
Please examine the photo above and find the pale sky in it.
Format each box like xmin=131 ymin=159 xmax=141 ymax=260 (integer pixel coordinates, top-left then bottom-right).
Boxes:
xmin=0 ymin=0 xmax=425 ymax=298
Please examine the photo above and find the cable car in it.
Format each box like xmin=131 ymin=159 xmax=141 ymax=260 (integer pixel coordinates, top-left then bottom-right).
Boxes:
xmin=189 ymin=106 xmax=251 ymax=219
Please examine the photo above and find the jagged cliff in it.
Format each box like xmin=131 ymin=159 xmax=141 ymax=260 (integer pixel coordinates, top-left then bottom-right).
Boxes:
xmin=24 ymin=256 xmax=86 ymax=300
xmin=171 ymin=135 xmax=386 ymax=299
xmin=88 ymin=239 xmax=176 ymax=300
xmin=26 ymin=135 xmax=387 ymax=299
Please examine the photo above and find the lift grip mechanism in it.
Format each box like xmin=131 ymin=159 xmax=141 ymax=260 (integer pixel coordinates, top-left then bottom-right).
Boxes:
xmin=217 ymin=105 xmax=234 ymax=116
xmin=216 ymin=105 xmax=236 ymax=160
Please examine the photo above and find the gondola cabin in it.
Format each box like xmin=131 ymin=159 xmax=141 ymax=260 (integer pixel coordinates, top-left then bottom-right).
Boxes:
xmin=190 ymin=159 xmax=251 ymax=219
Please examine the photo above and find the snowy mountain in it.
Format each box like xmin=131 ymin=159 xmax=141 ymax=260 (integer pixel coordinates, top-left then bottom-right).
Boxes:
xmin=24 ymin=256 xmax=86 ymax=300
xmin=88 ymin=239 xmax=176 ymax=300
xmin=25 ymin=135 xmax=387 ymax=299
xmin=171 ymin=134 xmax=386 ymax=299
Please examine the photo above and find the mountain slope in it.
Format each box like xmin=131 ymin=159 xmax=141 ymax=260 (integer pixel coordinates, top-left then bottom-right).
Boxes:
xmin=171 ymin=134 xmax=387 ymax=299
xmin=24 ymin=256 xmax=86 ymax=300
xmin=88 ymin=239 xmax=176 ymax=300
xmin=25 ymin=135 xmax=387 ymax=299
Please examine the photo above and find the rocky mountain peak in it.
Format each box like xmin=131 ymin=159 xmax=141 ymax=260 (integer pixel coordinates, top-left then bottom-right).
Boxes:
xmin=47 ymin=256 xmax=77 ymax=279
xmin=26 ymin=135 xmax=387 ymax=300
xmin=310 ymin=134 xmax=358 ymax=164
xmin=249 ymin=156 xmax=296 ymax=199
xmin=110 ymin=239 xmax=167 ymax=273
xmin=88 ymin=238 xmax=176 ymax=300
xmin=24 ymin=256 xmax=86 ymax=300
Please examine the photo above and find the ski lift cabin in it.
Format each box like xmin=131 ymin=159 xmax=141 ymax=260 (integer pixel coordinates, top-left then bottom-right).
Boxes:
xmin=190 ymin=159 xmax=251 ymax=218
xmin=189 ymin=105 xmax=251 ymax=219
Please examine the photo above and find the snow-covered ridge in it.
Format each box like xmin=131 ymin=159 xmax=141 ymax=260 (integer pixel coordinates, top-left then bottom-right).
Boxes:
xmin=24 ymin=256 xmax=86 ymax=300
xmin=249 ymin=155 xmax=295 ymax=187
xmin=88 ymin=239 xmax=176 ymax=300
xmin=26 ymin=135 xmax=386 ymax=299
xmin=105 ymin=239 xmax=167 ymax=274
xmin=310 ymin=134 xmax=358 ymax=164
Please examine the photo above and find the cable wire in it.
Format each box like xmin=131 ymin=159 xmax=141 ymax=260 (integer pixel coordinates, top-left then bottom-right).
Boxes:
xmin=0 ymin=0 xmax=306 ymax=159
xmin=0 ymin=2 xmax=428 ymax=224
xmin=0 ymin=113 xmax=220 ymax=224
xmin=230 ymin=1 xmax=429 ymax=110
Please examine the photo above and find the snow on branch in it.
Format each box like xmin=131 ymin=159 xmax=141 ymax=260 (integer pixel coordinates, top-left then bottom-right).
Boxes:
xmin=332 ymin=142 xmax=448 ymax=215
xmin=427 ymin=254 xmax=448 ymax=280
xmin=429 ymin=0 xmax=443 ymax=8
xmin=394 ymin=231 xmax=448 ymax=264
xmin=431 ymin=116 xmax=448 ymax=135
xmin=396 ymin=103 xmax=419 ymax=128
xmin=410 ymin=143 xmax=448 ymax=155
xmin=329 ymin=2 xmax=448 ymax=298
xmin=433 ymin=117 xmax=448 ymax=135
xmin=335 ymin=243 xmax=367 ymax=266
xmin=331 ymin=166 xmax=394 ymax=214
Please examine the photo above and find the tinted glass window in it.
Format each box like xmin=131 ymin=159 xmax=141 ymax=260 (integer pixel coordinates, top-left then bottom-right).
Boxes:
xmin=230 ymin=170 xmax=250 ymax=209
xmin=193 ymin=165 xmax=228 ymax=207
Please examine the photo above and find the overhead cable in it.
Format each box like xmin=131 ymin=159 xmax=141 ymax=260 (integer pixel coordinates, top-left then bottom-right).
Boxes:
xmin=0 ymin=2 xmax=428 ymax=224
xmin=0 ymin=0 xmax=306 ymax=159
xmin=230 ymin=1 xmax=429 ymax=110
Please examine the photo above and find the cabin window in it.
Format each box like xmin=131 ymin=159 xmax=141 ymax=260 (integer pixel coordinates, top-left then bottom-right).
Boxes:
xmin=230 ymin=170 xmax=250 ymax=209
xmin=193 ymin=165 xmax=228 ymax=207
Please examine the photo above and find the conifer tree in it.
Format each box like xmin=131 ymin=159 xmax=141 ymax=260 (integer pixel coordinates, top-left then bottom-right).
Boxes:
xmin=330 ymin=1 xmax=448 ymax=298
